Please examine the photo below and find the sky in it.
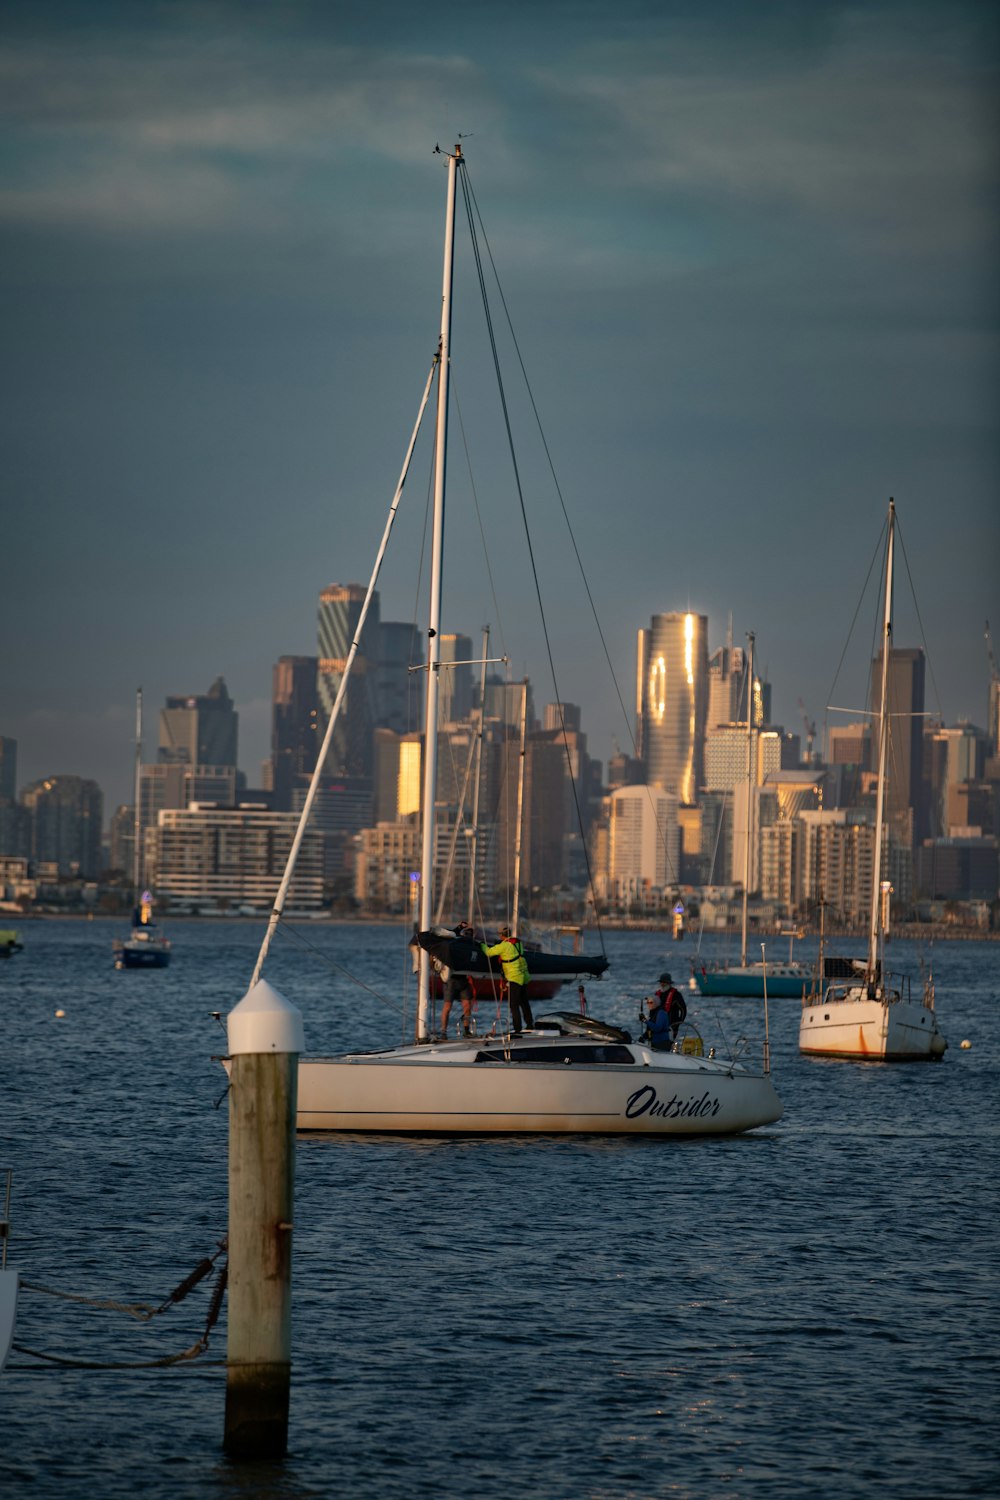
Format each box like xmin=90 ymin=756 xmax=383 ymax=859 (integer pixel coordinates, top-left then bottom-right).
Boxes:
xmin=2 ymin=0 xmax=998 ymax=813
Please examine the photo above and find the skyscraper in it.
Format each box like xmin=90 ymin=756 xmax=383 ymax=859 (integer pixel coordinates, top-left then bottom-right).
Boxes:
xmin=159 ymin=677 xmax=238 ymax=767
xmin=707 ymin=643 xmax=745 ymax=729
xmin=271 ymin=655 xmax=318 ymax=811
xmin=377 ymin=622 xmax=424 ymax=735
xmin=870 ymin=645 xmax=926 ymax=838
xmin=317 ymin=583 xmax=380 ymax=777
xmin=0 ymin=737 xmax=16 ymax=802
xmin=636 ymin=612 xmax=708 ymax=804
xmin=438 ymin=633 xmax=474 ymax=724
xmin=21 ymin=774 xmax=103 ymax=877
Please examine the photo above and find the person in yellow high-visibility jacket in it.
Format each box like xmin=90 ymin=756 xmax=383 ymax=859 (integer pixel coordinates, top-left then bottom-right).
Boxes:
xmin=482 ymin=925 xmax=533 ymax=1034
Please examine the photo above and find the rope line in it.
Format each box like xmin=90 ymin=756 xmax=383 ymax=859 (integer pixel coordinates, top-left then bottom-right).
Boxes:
xmin=10 ymin=1254 xmax=228 ymax=1372
xmin=19 ymin=1237 xmax=227 ymax=1322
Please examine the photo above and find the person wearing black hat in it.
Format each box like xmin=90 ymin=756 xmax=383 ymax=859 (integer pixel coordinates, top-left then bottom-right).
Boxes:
xmin=645 ymin=972 xmax=687 ymax=1049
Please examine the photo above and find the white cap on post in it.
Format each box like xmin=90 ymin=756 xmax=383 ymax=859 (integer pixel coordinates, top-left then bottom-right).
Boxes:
xmin=228 ymin=978 xmax=305 ymax=1056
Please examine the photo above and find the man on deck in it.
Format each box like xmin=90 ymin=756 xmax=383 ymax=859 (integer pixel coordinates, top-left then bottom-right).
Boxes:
xmin=482 ymin=925 xmax=533 ymax=1035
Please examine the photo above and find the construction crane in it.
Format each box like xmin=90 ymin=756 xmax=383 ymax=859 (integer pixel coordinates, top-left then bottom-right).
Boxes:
xmin=798 ymin=698 xmax=816 ymax=763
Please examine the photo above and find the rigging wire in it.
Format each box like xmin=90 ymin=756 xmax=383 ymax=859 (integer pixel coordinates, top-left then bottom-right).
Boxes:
xmin=273 ymin=920 xmax=405 ymax=1017
xmin=459 ymin=162 xmax=604 ymax=948
xmin=895 ymin=512 xmax=944 ymax=721
xmin=823 ymin=513 xmax=887 ymax=729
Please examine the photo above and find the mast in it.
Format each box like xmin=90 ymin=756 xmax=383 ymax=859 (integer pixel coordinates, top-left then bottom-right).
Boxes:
xmin=466 ymin=626 xmax=490 ymax=928
xmin=416 ymin=143 xmax=461 ymax=1040
xmin=867 ymin=499 xmax=895 ymax=984
xmin=740 ymin=633 xmax=755 ymax=967
xmin=511 ymin=681 xmax=528 ymax=934
xmin=132 ymin=688 xmax=143 ymax=908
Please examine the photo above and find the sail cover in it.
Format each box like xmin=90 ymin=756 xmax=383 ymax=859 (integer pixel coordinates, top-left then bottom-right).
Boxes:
xmin=416 ymin=931 xmax=609 ymax=980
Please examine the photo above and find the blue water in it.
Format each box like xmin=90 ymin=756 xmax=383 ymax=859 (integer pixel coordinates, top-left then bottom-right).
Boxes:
xmin=2 ymin=919 xmax=997 ymax=1499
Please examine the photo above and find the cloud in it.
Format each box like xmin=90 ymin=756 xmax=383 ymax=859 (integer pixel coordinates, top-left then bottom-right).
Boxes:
xmin=531 ymin=34 xmax=996 ymax=259
xmin=0 ymin=25 xmax=497 ymax=233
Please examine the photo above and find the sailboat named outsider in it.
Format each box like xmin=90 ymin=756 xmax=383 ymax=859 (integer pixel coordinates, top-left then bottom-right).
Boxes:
xmin=227 ymin=145 xmax=782 ymax=1136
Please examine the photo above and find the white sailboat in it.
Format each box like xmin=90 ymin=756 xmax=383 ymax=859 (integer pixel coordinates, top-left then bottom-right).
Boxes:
xmin=113 ymin=689 xmax=171 ymax=970
xmin=233 ymin=145 xmax=782 ymax=1136
xmin=799 ymin=500 xmax=946 ymax=1061
xmin=694 ymin=633 xmax=814 ymax=999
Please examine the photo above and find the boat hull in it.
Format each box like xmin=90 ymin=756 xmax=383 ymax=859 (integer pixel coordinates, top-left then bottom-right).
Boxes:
xmin=115 ymin=941 xmax=171 ymax=969
xmin=693 ymin=964 xmax=811 ymax=999
xmin=297 ymin=1044 xmax=782 ymax=1136
xmin=799 ymin=994 xmax=946 ymax=1060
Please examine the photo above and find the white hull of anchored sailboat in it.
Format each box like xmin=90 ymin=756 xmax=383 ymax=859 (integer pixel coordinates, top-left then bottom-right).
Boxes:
xmin=799 ymin=993 xmax=946 ymax=1061
xmin=297 ymin=1045 xmax=782 ymax=1135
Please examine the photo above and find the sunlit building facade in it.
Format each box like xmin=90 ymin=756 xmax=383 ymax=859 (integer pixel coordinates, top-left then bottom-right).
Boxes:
xmin=599 ymin=784 xmax=681 ymax=903
xmin=636 ymin=612 xmax=708 ymax=804
xmin=148 ymin=805 xmax=323 ymax=910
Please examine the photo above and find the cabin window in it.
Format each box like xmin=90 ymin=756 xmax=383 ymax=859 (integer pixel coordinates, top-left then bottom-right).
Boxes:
xmin=474 ymin=1044 xmax=635 ymax=1066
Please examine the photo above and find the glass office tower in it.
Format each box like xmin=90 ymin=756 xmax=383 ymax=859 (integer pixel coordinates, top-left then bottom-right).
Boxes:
xmin=636 ymin=612 xmax=708 ymax=804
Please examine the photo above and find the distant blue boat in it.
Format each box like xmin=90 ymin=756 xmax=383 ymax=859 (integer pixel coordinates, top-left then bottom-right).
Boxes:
xmin=692 ymin=959 xmax=812 ymax=999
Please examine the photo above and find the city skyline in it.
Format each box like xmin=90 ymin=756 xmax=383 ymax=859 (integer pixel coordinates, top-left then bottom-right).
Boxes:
xmin=3 ymin=1 xmax=997 ymax=813
xmin=1 ymin=606 xmax=988 ymax=821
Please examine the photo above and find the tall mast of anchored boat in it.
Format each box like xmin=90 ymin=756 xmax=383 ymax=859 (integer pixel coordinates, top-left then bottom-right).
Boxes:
xmin=511 ymin=681 xmax=528 ymax=934
xmin=867 ymin=498 xmax=895 ymax=982
xmin=466 ymin=625 xmax=490 ymax=929
xmin=132 ymin=688 xmax=143 ymax=905
xmin=416 ymin=143 xmax=461 ymax=1040
xmin=740 ymin=633 xmax=755 ymax=968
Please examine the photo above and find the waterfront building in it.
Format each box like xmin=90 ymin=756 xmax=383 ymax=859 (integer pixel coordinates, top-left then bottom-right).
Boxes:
xmin=759 ymin=819 xmax=803 ymax=914
xmin=354 ymin=816 xmax=423 ymax=913
xmin=317 ymin=583 xmax=380 ymax=778
xmin=21 ymin=774 xmax=103 ymax=878
xmin=914 ymin=836 xmax=999 ymax=901
xmin=597 ymin=784 xmax=681 ymax=907
xmin=798 ymin=809 xmax=882 ymax=926
xmin=636 ymin=612 xmax=708 ymax=804
xmin=140 ymin=763 xmax=238 ymax=843
xmin=148 ymin=804 xmax=323 ymax=910
xmin=159 ymin=677 xmax=238 ymax=767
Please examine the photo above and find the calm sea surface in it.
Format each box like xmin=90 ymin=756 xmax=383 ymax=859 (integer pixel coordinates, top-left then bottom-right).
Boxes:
xmin=2 ymin=918 xmax=997 ymax=1499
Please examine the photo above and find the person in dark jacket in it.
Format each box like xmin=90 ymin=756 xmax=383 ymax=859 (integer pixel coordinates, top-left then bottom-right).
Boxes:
xmin=645 ymin=972 xmax=686 ymax=1049
xmin=439 ymin=919 xmax=475 ymax=1037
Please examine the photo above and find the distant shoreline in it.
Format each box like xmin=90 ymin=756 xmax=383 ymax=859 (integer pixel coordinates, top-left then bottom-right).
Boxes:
xmin=8 ymin=911 xmax=997 ymax=941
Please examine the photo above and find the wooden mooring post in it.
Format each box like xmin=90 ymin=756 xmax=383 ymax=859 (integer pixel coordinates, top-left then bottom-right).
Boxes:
xmin=224 ymin=979 xmax=303 ymax=1459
